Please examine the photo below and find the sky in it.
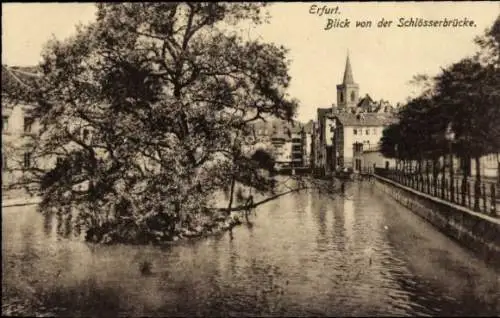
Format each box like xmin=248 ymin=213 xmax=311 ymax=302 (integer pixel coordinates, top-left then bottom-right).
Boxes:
xmin=2 ymin=2 xmax=499 ymax=122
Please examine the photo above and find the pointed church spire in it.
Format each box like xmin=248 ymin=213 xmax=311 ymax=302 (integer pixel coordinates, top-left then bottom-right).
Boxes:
xmin=342 ymin=52 xmax=355 ymax=85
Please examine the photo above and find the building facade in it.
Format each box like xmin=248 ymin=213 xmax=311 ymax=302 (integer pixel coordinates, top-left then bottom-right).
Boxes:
xmin=361 ymin=144 xmax=397 ymax=172
xmin=251 ymin=119 xmax=309 ymax=170
xmin=332 ymin=112 xmax=397 ymax=172
xmin=312 ymin=108 xmax=333 ymax=175
xmin=303 ymin=120 xmax=314 ymax=168
xmin=2 ymin=66 xmax=49 ymax=190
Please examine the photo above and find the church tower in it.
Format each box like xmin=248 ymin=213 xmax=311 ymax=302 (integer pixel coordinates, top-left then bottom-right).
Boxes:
xmin=336 ymin=53 xmax=359 ymax=110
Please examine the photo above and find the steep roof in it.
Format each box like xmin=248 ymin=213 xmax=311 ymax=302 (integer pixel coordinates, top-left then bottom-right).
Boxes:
xmin=317 ymin=107 xmax=332 ymax=119
xmin=251 ymin=118 xmax=304 ymax=138
xmin=357 ymin=94 xmax=375 ymax=109
xmin=334 ymin=112 xmax=398 ymax=127
xmin=2 ymin=65 xmax=41 ymax=90
xmin=2 ymin=65 xmax=43 ymax=109
xmin=342 ymin=54 xmax=355 ymax=85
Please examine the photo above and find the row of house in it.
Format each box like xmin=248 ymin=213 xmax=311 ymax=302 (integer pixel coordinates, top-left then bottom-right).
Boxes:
xmin=2 ymin=58 xmax=499 ymax=189
xmin=2 ymin=64 xmax=317 ymax=186
xmin=309 ymin=55 xmax=398 ymax=176
xmin=250 ymin=119 xmax=313 ymax=171
xmin=245 ymin=55 xmax=399 ymax=175
xmin=308 ymin=54 xmax=499 ymax=180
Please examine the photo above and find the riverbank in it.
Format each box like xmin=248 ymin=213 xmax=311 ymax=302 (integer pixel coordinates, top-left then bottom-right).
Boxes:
xmin=373 ymin=174 xmax=500 ymax=267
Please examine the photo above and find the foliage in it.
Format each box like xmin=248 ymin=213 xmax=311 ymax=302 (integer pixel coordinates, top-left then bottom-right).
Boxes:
xmin=434 ymin=58 xmax=500 ymax=159
xmin=5 ymin=3 xmax=300 ymax=244
xmin=381 ymin=15 xmax=500 ymax=174
xmin=251 ymin=148 xmax=276 ymax=172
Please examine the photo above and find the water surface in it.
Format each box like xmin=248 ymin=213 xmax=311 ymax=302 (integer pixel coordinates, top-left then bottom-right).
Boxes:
xmin=2 ymin=180 xmax=499 ymax=316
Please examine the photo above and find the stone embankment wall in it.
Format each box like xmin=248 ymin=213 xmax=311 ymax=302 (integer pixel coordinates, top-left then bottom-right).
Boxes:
xmin=374 ymin=175 xmax=500 ymax=267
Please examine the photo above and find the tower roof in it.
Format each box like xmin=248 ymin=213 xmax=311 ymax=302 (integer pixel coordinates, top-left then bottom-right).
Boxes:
xmin=342 ymin=54 xmax=355 ymax=85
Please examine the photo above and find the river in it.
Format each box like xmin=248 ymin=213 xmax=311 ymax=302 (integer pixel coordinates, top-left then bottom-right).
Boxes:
xmin=2 ymin=180 xmax=499 ymax=316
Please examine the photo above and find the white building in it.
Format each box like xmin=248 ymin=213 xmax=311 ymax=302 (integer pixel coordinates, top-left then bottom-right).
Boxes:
xmin=2 ymin=66 xmax=50 ymax=190
xmin=332 ymin=112 xmax=397 ymax=172
xmin=361 ymin=144 xmax=397 ymax=171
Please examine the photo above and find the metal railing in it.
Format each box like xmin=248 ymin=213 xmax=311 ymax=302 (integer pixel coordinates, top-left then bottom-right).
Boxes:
xmin=374 ymin=168 xmax=499 ymax=217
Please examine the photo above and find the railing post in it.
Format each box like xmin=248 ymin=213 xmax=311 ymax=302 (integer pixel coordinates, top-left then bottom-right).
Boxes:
xmin=437 ymin=178 xmax=440 ymax=197
xmin=491 ymin=183 xmax=497 ymax=216
xmin=467 ymin=181 xmax=471 ymax=208
xmin=474 ymin=180 xmax=481 ymax=212
xmin=482 ymin=183 xmax=487 ymax=213
xmin=441 ymin=175 xmax=446 ymax=199
xmin=427 ymin=174 xmax=431 ymax=194
xmin=461 ymin=178 xmax=466 ymax=206
xmin=442 ymin=178 xmax=447 ymax=200
xmin=433 ymin=175 xmax=436 ymax=195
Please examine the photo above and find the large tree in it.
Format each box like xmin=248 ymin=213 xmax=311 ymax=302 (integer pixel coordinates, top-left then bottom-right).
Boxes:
xmin=8 ymin=3 xmax=302 ymax=243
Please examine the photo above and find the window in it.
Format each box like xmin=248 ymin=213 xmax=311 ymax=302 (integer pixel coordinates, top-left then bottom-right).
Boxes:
xmin=2 ymin=155 xmax=7 ymax=170
xmin=2 ymin=116 xmax=8 ymax=132
xmin=366 ymin=129 xmax=369 ymax=135
xmin=340 ymin=92 xmax=344 ymax=103
xmin=23 ymin=152 xmax=31 ymax=168
xmin=351 ymin=91 xmax=356 ymax=102
xmin=353 ymin=129 xmax=357 ymax=135
xmin=373 ymin=128 xmax=377 ymax=134
xmin=56 ymin=157 xmax=64 ymax=167
xmin=24 ymin=117 xmax=34 ymax=133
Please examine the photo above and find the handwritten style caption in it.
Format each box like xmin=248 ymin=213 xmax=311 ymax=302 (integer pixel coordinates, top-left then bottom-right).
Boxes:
xmin=309 ymin=4 xmax=478 ymax=29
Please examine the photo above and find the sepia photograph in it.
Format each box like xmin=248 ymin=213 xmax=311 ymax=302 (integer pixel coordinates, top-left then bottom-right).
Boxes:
xmin=2 ymin=2 xmax=500 ymax=317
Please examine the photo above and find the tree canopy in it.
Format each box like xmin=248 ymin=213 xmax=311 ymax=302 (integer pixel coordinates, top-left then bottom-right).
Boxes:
xmin=381 ymin=14 xmax=500 ymax=175
xmin=6 ymin=3 xmax=301 ymax=244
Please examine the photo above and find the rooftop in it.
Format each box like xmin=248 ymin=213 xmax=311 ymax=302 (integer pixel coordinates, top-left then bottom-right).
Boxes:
xmin=2 ymin=65 xmax=41 ymax=89
xmin=334 ymin=112 xmax=398 ymax=127
xmin=342 ymin=54 xmax=355 ymax=85
xmin=2 ymin=65 xmax=43 ymax=107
